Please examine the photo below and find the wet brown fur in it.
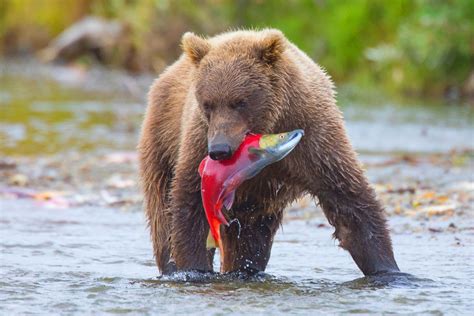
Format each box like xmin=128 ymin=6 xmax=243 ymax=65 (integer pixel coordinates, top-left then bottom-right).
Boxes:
xmin=137 ymin=29 xmax=399 ymax=276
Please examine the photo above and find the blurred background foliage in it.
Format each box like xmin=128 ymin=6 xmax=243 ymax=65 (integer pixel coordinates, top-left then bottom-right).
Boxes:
xmin=0 ymin=0 xmax=473 ymax=99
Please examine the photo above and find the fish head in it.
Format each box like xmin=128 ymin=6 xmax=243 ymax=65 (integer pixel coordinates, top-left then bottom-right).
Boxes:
xmin=249 ymin=129 xmax=304 ymax=162
xmin=215 ymin=129 xmax=304 ymax=211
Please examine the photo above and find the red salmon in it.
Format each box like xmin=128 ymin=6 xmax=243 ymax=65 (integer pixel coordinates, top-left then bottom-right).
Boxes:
xmin=198 ymin=129 xmax=304 ymax=270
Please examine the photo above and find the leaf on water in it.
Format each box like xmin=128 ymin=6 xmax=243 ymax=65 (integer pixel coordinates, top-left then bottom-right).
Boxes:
xmin=32 ymin=191 xmax=65 ymax=200
xmin=420 ymin=191 xmax=436 ymax=199
xmin=435 ymin=196 xmax=449 ymax=203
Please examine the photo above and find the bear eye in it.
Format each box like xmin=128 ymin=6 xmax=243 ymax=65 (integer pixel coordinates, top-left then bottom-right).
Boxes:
xmin=232 ymin=100 xmax=247 ymax=110
xmin=201 ymin=102 xmax=212 ymax=119
xmin=202 ymin=102 xmax=212 ymax=112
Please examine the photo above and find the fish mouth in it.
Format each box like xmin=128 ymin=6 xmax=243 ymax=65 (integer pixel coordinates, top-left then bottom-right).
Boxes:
xmin=275 ymin=129 xmax=304 ymax=159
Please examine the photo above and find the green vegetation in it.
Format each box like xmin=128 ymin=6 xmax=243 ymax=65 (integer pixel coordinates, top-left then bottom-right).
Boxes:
xmin=1 ymin=0 xmax=472 ymax=99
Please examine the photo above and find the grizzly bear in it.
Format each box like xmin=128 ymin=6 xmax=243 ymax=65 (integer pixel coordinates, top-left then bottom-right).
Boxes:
xmin=138 ymin=29 xmax=399 ymax=276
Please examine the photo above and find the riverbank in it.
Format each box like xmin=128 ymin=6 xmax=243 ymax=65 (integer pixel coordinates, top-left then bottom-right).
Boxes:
xmin=1 ymin=148 xmax=472 ymax=231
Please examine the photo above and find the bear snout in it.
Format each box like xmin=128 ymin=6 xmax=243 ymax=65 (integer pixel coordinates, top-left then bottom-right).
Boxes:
xmin=208 ymin=143 xmax=233 ymax=160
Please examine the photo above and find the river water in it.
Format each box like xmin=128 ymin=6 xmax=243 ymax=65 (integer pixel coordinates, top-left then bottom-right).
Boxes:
xmin=1 ymin=200 xmax=473 ymax=315
xmin=1 ymin=61 xmax=473 ymax=314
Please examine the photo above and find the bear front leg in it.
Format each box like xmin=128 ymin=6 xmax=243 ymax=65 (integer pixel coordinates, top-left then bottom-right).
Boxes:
xmin=170 ymin=190 xmax=212 ymax=272
xmin=220 ymin=209 xmax=282 ymax=274
xmin=138 ymin=117 xmax=175 ymax=274
xmin=168 ymin=120 xmax=212 ymax=272
xmin=317 ymin=187 xmax=400 ymax=276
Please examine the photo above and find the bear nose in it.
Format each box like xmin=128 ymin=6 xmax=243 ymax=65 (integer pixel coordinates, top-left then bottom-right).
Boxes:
xmin=209 ymin=143 xmax=233 ymax=161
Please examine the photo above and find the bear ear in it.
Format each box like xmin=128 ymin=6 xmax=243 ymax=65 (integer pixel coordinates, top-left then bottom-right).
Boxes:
xmin=181 ymin=32 xmax=210 ymax=65
xmin=255 ymin=30 xmax=286 ymax=65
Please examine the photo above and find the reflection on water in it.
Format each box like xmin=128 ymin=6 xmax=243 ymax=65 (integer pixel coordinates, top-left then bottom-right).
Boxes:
xmin=1 ymin=63 xmax=473 ymax=156
xmin=0 ymin=74 xmax=143 ymax=156
xmin=1 ymin=200 xmax=473 ymax=314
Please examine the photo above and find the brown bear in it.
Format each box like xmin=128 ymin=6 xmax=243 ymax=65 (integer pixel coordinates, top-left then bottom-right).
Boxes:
xmin=138 ymin=29 xmax=399 ymax=276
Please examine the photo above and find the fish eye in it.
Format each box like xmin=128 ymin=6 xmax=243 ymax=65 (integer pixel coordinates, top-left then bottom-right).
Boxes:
xmin=279 ymin=134 xmax=284 ymax=139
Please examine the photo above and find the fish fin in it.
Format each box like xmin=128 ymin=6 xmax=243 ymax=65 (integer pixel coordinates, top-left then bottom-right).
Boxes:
xmin=198 ymin=158 xmax=207 ymax=177
xmin=223 ymin=191 xmax=235 ymax=210
xmin=206 ymin=230 xmax=217 ymax=249
xmin=216 ymin=209 xmax=229 ymax=226
xmin=248 ymin=146 xmax=266 ymax=158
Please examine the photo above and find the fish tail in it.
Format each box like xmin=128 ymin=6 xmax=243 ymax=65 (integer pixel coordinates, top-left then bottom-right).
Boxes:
xmin=206 ymin=230 xmax=217 ymax=249
xmin=217 ymin=230 xmax=225 ymax=273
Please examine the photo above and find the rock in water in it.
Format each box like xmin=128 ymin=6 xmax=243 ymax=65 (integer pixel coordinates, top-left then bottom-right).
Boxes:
xmin=39 ymin=16 xmax=124 ymax=63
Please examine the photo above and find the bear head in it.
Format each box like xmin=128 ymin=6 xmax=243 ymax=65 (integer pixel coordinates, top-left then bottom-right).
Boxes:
xmin=182 ymin=30 xmax=287 ymax=161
